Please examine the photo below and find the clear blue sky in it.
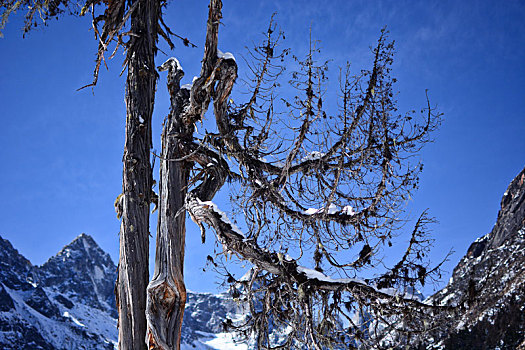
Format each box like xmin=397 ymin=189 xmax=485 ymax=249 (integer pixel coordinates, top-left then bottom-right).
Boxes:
xmin=0 ymin=0 xmax=524 ymax=295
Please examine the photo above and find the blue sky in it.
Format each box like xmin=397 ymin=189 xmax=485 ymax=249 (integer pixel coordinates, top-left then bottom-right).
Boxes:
xmin=0 ymin=0 xmax=524 ymax=295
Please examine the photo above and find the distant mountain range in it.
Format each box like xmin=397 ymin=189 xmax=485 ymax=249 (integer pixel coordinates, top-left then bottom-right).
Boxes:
xmin=1 ymin=166 xmax=524 ymax=349
xmin=0 ymin=233 xmax=117 ymax=349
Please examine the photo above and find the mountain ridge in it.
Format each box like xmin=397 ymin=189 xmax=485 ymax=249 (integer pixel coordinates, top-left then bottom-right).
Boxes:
xmin=419 ymin=166 xmax=525 ymax=349
xmin=0 ymin=233 xmax=118 ymax=349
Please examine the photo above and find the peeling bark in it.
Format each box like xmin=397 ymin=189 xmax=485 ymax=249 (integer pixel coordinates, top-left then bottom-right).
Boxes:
xmin=116 ymin=1 xmax=159 ymax=349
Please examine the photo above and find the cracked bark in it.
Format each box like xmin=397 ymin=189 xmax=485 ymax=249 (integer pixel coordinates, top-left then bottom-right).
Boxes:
xmin=145 ymin=60 xmax=192 ymax=350
xmin=116 ymin=1 xmax=158 ymax=349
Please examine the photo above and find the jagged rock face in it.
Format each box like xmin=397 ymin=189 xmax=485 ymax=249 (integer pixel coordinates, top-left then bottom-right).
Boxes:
xmin=423 ymin=166 xmax=525 ymax=350
xmin=489 ymin=170 xmax=525 ymax=249
xmin=0 ymin=314 xmax=55 ymax=350
xmin=38 ymin=233 xmax=117 ymax=318
xmin=0 ymin=237 xmax=38 ymax=291
xmin=0 ymin=285 xmax=15 ymax=313
xmin=0 ymin=234 xmax=117 ymax=349
xmin=24 ymin=286 xmax=61 ymax=319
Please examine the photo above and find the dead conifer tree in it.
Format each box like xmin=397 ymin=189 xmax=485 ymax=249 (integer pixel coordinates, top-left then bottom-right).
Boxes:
xmin=150 ymin=1 xmax=451 ymax=349
xmin=2 ymin=0 xmax=454 ymax=348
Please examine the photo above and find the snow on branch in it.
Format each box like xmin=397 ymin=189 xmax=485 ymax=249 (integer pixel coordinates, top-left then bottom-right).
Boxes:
xmin=303 ymin=203 xmax=356 ymax=216
xmin=195 ymin=198 xmax=244 ymax=237
xmin=218 ymin=49 xmax=236 ymax=62
xmin=186 ymin=193 xmax=436 ymax=306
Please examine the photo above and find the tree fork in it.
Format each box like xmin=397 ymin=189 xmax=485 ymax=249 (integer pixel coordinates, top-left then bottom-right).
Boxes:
xmin=145 ymin=2 xmax=226 ymax=348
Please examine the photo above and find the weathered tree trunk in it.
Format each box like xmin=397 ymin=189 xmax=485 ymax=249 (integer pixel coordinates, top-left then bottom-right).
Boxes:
xmin=145 ymin=59 xmax=193 ymax=350
xmin=144 ymin=2 xmax=226 ymax=349
xmin=116 ymin=1 xmax=159 ymax=349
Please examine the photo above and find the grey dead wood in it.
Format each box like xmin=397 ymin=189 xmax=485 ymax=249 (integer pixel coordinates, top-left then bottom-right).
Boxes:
xmin=145 ymin=1 xmax=225 ymax=349
xmin=145 ymin=59 xmax=191 ymax=349
xmin=116 ymin=1 xmax=159 ymax=349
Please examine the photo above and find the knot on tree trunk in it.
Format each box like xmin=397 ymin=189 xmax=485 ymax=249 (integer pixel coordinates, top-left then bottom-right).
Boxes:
xmin=146 ymin=278 xmax=186 ymax=350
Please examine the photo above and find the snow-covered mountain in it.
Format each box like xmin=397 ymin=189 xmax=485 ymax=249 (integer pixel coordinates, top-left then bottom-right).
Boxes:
xmin=0 ymin=234 xmax=118 ymax=349
xmin=420 ymin=166 xmax=525 ymax=349
xmin=181 ymin=292 xmax=248 ymax=350
xmin=0 ymin=233 xmax=248 ymax=349
xmin=39 ymin=234 xmax=117 ymax=319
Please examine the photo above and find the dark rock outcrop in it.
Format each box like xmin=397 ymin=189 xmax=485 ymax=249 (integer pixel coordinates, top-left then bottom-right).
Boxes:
xmin=422 ymin=166 xmax=525 ymax=349
xmin=24 ymin=286 xmax=61 ymax=319
xmin=0 ymin=284 xmax=15 ymax=312
xmin=38 ymin=233 xmax=117 ymax=318
xmin=0 ymin=236 xmax=38 ymax=291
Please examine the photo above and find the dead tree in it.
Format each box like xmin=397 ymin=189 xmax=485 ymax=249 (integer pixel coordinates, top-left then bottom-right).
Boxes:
xmin=0 ymin=1 xmax=192 ymax=349
xmin=114 ymin=1 xmax=158 ymax=349
xmin=145 ymin=2 xmax=231 ymax=348
xmin=152 ymin=1 xmax=451 ymax=349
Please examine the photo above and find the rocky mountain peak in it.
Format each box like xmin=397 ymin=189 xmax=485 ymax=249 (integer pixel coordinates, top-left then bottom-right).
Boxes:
xmin=50 ymin=233 xmax=110 ymax=264
xmin=464 ymin=167 xmax=525 ymax=261
xmin=488 ymin=167 xmax=525 ymax=249
xmin=38 ymin=233 xmax=117 ymax=317
xmin=0 ymin=233 xmax=119 ymax=349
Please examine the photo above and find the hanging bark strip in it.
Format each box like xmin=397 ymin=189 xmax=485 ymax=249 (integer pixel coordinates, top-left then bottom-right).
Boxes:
xmin=116 ymin=0 xmax=159 ymax=349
